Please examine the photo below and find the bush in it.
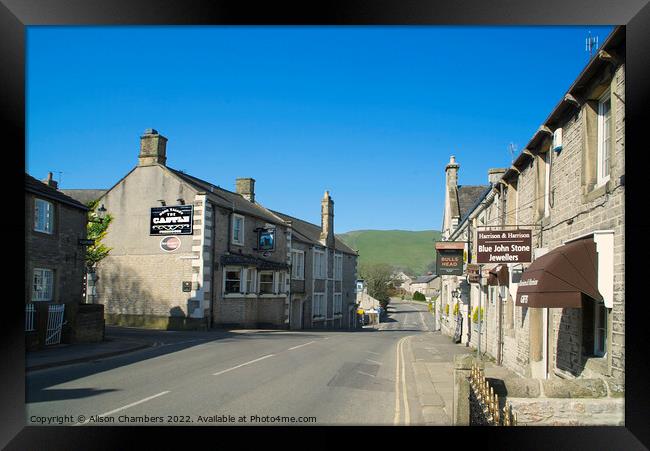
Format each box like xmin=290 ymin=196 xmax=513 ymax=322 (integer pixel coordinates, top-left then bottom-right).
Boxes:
xmin=412 ymin=291 xmax=426 ymax=302
xmin=453 ymin=302 xmax=459 ymax=316
xmin=444 ymin=304 xmax=449 ymax=316
xmin=471 ymin=306 xmax=485 ymax=324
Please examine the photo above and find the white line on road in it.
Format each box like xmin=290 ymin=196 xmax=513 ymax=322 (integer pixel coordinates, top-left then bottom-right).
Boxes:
xmin=76 ymin=391 xmax=170 ymax=425
xmin=213 ymin=354 xmax=275 ymax=376
xmin=366 ymin=359 xmax=382 ymax=365
xmin=288 ymin=341 xmax=316 ymax=351
xmin=366 ymin=351 xmax=380 ymax=355
xmin=357 ymin=371 xmax=376 ymax=378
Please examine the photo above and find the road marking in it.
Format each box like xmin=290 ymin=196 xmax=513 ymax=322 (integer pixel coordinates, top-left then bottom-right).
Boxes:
xmin=288 ymin=341 xmax=315 ymax=351
xmin=76 ymin=391 xmax=170 ymax=425
xmin=357 ymin=370 xmax=376 ymax=378
xmin=401 ymin=336 xmax=411 ymax=425
xmin=213 ymin=354 xmax=275 ymax=376
xmin=366 ymin=351 xmax=380 ymax=355
xmin=366 ymin=358 xmax=382 ymax=365
xmin=393 ymin=337 xmax=402 ymax=424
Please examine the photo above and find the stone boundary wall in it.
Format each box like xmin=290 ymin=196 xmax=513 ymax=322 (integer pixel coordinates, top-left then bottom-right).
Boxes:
xmin=493 ymin=377 xmax=624 ymax=426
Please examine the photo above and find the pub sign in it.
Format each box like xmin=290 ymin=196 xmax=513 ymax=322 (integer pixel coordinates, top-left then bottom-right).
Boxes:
xmin=435 ymin=241 xmax=465 ymax=276
xmin=150 ymin=205 xmax=193 ymax=236
xmin=257 ymin=227 xmax=276 ymax=252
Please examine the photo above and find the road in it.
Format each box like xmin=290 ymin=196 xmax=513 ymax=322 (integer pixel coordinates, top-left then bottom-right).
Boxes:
xmin=26 ymin=300 xmax=470 ymax=426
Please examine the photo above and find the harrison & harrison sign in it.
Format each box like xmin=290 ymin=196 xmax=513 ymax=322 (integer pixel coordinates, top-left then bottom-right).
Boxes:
xmin=476 ymin=229 xmax=532 ymax=264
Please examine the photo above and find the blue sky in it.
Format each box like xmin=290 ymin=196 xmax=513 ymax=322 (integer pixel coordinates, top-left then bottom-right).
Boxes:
xmin=26 ymin=26 xmax=613 ymax=233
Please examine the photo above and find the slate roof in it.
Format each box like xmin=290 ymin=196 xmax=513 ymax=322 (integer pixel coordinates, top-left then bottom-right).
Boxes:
xmin=458 ymin=185 xmax=491 ymax=222
xmin=411 ymin=274 xmax=438 ymax=284
xmin=25 ymin=174 xmax=89 ymax=211
xmin=166 ymin=168 xmax=286 ymax=226
xmin=165 ymin=167 xmax=356 ymax=255
xmin=270 ymin=210 xmax=358 ymax=256
xmin=60 ymin=189 xmax=108 ymax=206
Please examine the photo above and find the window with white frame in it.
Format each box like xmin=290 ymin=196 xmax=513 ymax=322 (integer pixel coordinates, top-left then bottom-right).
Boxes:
xmin=232 ymin=214 xmax=244 ymax=245
xmin=244 ymin=267 xmax=256 ymax=294
xmin=544 ymin=151 xmax=551 ymax=218
xmin=224 ymin=267 xmax=242 ymax=294
xmin=275 ymin=271 xmax=286 ymax=294
xmin=334 ymin=253 xmax=343 ymax=281
xmin=597 ymin=89 xmax=612 ymax=186
xmin=34 ymin=198 xmax=54 ymax=234
xmin=291 ymin=250 xmax=304 ymax=280
xmin=313 ymin=293 xmax=325 ymax=317
xmin=32 ymin=268 xmax=54 ymax=302
xmin=259 ymin=271 xmax=274 ymax=294
xmin=314 ymin=248 xmax=326 ymax=279
xmin=334 ymin=293 xmax=342 ymax=314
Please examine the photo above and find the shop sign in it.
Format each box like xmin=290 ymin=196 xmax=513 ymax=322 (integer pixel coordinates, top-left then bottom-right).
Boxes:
xmin=467 ymin=264 xmax=480 ymax=283
xmin=476 ymin=229 xmax=532 ymax=264
xmin=150 ymin=205 xmax=193 ymax=236
xmin=160 ymin=235 xmax=181 ymax=252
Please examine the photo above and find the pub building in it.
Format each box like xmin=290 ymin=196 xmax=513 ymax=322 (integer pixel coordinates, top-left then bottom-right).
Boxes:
xmin=436 ymin=26 xmax=624 ymax=425
xmin=90 ymin=128 xmax=358 ymax=330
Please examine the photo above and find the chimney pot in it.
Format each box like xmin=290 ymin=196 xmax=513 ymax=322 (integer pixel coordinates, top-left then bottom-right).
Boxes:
xmin=43 ymin=172 xmax=58 ymax=189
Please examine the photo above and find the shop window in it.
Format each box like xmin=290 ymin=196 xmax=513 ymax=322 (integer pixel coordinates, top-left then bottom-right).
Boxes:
xmin=34 ymin=198 xmax=54 ymax=234
xmin=582 ymin=296 xmax=608 ymax=358
xmin=32 ymin=268 xmax=54 ymax=301
xmin=224 ymin=268 xmax=242 ymax=294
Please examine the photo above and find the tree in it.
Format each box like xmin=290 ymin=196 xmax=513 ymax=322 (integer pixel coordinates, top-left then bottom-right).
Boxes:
xmin=85 ymin=199 xmax=113 ymax=268
xmin=359 ymin=262 xmax=396 ymax=309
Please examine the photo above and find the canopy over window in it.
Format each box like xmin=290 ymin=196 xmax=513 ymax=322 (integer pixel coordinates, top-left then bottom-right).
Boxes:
xmin=516 ymin=238 xmax=602 ymax=308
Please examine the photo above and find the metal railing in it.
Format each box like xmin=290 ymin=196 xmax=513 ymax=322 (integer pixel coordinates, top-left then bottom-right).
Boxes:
xmin=468 ymin=363 xmax=517 ymax=426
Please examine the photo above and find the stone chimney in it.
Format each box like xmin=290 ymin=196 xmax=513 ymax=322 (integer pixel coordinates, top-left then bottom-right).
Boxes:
xmin=320 ymin=190 xmax=335 ymax=247
xmin=138 ymin=128 xmax=168 ymax=166
xmin=42 ymin=172 xmax=58 ymax=189
xmin=488 ymin=168 xmax=507 ymax=185
xmin=445 ymin=155 xmax=459 ymax=189
xmin=236 ymin=178 xmax=255 ymax=203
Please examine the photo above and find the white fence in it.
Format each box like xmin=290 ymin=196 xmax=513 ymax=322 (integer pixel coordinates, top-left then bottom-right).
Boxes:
xmin=25 ymin=304 xmax=36 ymax=332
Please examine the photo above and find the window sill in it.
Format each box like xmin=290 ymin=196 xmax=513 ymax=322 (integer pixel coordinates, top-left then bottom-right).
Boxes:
xmin=260 ymin=293 xmax=287 ymax=298
xmin=231 ymin=241 xmax=244 ymax=247
xmin=583 ymin=180 xmax=611 ymax=203
xmin=582 ymin=354 xmax=609 ymax=376
xmin=312 ymin=316 xmax=326 ymax=322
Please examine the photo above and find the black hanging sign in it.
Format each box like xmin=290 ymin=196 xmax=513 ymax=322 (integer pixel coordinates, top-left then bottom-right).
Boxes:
xmin=150 ymin=205 xmax=193 ymax=236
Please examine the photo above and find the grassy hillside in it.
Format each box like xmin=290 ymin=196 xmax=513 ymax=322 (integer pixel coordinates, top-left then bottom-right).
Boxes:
xmin=337 ymin=230 xmax=442 ymax=276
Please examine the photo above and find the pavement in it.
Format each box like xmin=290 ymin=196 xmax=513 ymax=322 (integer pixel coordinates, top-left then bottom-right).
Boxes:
xmin=26 ymin=328 xmax=156 ymax=372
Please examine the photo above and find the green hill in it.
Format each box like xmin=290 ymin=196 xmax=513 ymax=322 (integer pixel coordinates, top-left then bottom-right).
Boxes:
xmin=337 ymin=230 xmax=442 ymax=276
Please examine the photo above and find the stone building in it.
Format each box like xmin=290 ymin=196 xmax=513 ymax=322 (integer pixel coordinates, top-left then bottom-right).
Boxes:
xmin=408 ymin=273 xmax=440 ymax=298
xmin=93 ymin=129 xmax=358 ymax=330
xmin=437 ymin=24 xmax=625 ymax=413
xmin=26 ymin=173 xmax=106 ymax=346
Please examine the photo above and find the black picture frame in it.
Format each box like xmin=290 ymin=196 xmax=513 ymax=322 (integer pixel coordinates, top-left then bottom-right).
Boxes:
xmin=7 ymin=0 xmax=649 ymax=448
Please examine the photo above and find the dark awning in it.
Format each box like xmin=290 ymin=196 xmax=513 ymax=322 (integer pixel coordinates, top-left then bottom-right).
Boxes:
xmin=220 ymin=254 xmax=289 ymax=270
xmin=488 ymin=265 xmax=509 ymax=287
xmin=516 ymin=238 xmax=602 ymax=308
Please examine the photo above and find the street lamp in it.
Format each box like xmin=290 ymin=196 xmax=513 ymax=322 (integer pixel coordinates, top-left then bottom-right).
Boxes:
xmin=89 ymin=204 xmax=107 ymax=224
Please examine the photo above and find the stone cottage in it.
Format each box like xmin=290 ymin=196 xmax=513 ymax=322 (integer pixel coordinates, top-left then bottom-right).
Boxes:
xmin=93 ymin=129 xmax=358 ymax=330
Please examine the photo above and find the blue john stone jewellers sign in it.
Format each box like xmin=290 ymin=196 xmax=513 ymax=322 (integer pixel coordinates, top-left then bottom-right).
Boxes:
xmin=150 ymin=205 xmax=193 ymax=235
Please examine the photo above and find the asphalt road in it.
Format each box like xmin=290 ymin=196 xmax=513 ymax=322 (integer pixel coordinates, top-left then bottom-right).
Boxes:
xmin=26 ymin=300 xmax=449 ymax=426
